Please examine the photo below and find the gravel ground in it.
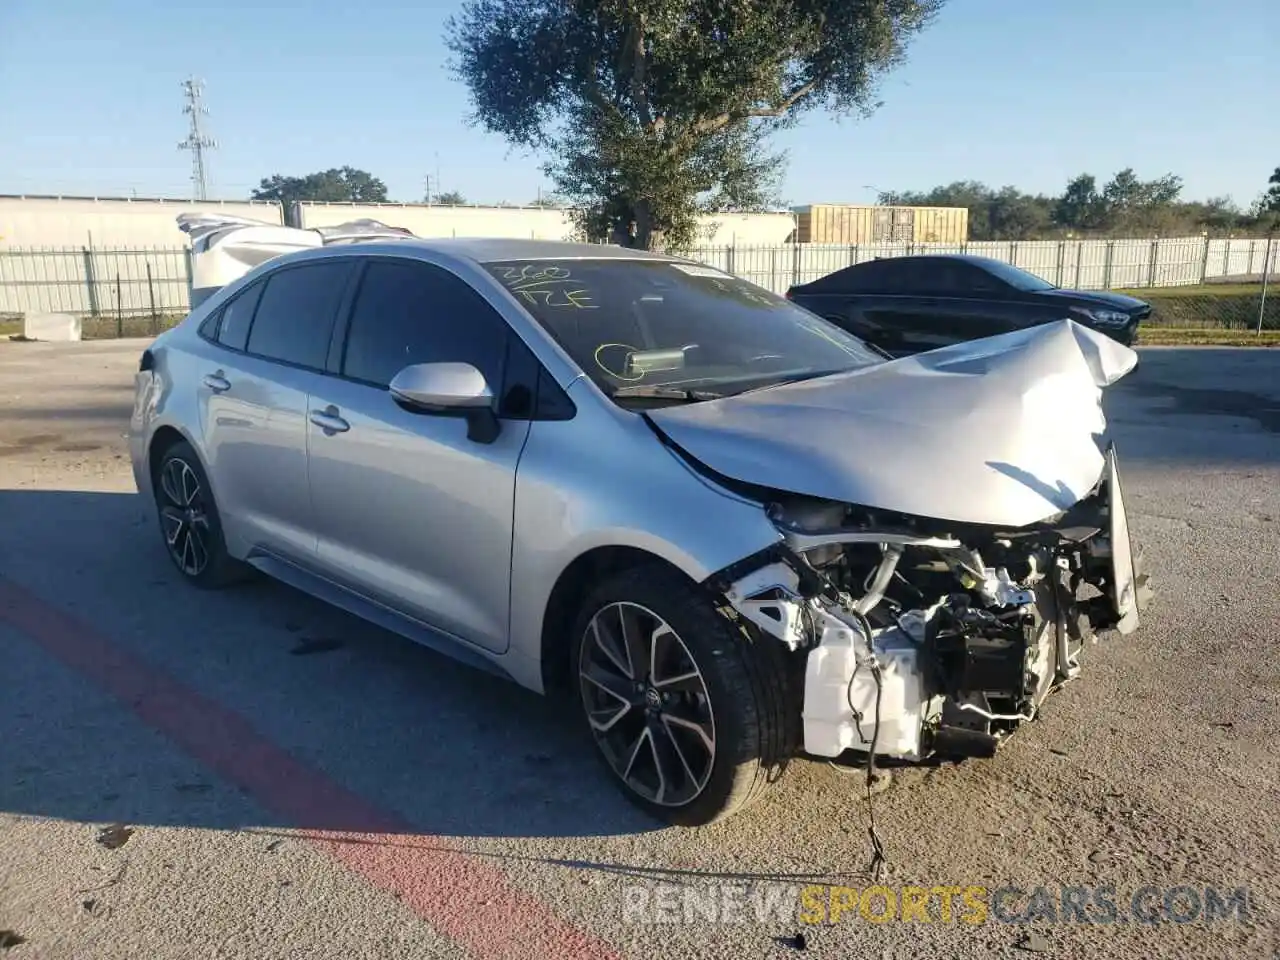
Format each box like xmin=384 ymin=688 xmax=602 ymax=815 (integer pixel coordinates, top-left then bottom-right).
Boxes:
xmin=0 ymin=339 xmax=1276 ymax=960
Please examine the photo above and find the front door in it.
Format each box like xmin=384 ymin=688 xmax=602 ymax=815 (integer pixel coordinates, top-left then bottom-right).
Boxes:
xmin=306 ymin=257 xmax=530 ymax=654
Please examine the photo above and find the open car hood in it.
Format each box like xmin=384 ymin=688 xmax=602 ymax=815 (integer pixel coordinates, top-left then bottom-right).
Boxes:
xmin=645 ymin=319 xmax=1138 ymax=528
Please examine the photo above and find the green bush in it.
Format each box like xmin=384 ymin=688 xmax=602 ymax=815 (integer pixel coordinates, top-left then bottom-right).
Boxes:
xmin=1120 ymin=284 xmax=1277 ymax=330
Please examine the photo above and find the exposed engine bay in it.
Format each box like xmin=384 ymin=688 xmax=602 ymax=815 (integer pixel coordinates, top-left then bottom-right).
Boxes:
xmin=712 ymin=443 xmax=1153 ymax=764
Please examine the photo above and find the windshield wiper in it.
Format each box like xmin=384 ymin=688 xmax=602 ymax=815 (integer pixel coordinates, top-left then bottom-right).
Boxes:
xmin=611 ymin=384 xmax=723 ymax=401
xmin=734 ymin=369 xmax=846 ymax=396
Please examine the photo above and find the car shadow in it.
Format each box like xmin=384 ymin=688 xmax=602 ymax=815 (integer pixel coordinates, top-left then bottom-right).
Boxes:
xmin=0 ymin=488 xmax=679 ymax=845
xmin=983 ymin=461 xmax=1080 ymax=510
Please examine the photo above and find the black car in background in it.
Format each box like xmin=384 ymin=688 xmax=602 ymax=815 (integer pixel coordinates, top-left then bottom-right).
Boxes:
xmin=785 ymin=254 xmax=1150 ymax=356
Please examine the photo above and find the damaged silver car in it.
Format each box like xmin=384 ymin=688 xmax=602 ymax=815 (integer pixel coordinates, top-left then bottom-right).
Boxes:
xmin=130 ymin=226 xmax=1152 ymax=826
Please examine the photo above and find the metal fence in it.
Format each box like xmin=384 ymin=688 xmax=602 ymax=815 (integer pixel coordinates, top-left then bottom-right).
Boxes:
xmin=0 ymin=246 xmax=192 ymax=320
xmin=1 ymin=234 xmax=1275 ymax=324
xmin=694 ymin=236 xmax=1277 ymax=296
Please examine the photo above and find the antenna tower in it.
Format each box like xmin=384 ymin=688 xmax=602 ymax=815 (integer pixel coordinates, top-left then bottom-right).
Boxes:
xmin=178 ymin=78 xmax=218 ymax=200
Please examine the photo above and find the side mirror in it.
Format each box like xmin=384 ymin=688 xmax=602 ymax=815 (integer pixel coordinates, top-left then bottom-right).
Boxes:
xmin=388 ymin=362 xmax=500 ymax=444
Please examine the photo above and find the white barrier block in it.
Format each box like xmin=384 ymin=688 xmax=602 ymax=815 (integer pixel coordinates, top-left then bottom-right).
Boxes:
xmin=23 ymin=312 xmax=82 ymax=342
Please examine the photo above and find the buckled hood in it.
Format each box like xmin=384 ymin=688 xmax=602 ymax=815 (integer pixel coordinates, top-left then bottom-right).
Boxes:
xmin=645 ymin=319 xmax=1138 ymax=528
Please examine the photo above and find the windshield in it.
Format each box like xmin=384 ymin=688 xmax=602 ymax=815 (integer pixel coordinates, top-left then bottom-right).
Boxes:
xmin=972 ymin=256 xmax=1057 ymax=292
xmin=484 ymin=258 xmax=884 ymax=401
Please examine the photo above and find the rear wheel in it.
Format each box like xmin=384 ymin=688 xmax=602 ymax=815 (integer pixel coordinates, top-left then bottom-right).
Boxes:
xmin=572 ymin=564 xmax=797 ymax=826
xmin=153 ymin=440 xmax=248 ymax=589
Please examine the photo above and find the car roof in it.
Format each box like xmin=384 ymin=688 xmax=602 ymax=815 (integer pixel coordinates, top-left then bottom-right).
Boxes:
xmin=790 ymin=252 xmax=1009 ymax=290
xmin=849 ymin=253 xmax=995 ymax=267
xmin=298 ymin=236 xmax=684 ymax=265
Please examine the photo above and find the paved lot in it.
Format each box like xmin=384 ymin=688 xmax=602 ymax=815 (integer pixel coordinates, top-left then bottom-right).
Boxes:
xmin=1 ymin=339 xmax=1278 ymax=960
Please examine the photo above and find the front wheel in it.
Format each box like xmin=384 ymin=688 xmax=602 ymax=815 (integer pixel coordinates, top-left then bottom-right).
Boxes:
xmin=572 ymin=564 xmax=797 ymax=826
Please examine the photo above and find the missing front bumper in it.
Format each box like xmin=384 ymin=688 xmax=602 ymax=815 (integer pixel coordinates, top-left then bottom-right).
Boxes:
xmin=716 ymin=446 xmax=1153 ymax=764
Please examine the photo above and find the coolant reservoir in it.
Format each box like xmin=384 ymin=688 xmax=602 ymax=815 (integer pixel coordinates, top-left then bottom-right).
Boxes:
xmin=802 ymin=620 xmax=929 ymax=760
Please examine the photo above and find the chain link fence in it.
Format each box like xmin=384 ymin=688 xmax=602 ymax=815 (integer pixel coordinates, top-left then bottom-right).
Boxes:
xmin=1 ymin=235 xmax=1276 ymax=339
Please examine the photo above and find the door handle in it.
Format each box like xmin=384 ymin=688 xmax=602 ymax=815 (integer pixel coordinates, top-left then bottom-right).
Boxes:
xmin=203 ymin=372 xmax=231 ymax=393
xmin=309 ymin=407 xmax=350 ymax=434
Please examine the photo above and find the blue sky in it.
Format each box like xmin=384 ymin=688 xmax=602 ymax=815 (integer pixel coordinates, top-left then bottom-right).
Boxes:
xmin=1 ymin=0 xmax=1276 ymax=208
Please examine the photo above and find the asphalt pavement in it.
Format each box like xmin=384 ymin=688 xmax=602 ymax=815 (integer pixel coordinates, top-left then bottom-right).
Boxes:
xmin=0 ymin=338 xmax=1277 ymax=959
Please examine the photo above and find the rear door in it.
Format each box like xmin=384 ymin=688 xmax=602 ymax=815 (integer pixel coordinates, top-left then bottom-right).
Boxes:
xmin=305 ymin=257 xmax=532 ymax=654
xmin=939 ymin=261 xmax=1030 ymax=338
xmin=880 ymin=258 xmax=1009 ymax=351
xmin=197 ymin=258 xmax=356 ymax=564
xmin=839 ymin=259 xmax=936 ymax=355
xmin=791 ymin=259 xmax=899 ymax=346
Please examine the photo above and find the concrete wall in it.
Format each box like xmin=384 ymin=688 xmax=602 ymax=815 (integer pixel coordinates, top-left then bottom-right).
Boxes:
xmin=691 ymin=212 xmax=797 ymax=246
xmin=294 ymin=202 xmax=797 ymax=247
xmin=0 ymin=196 xmax=284 ymax=248
xmin=294 ymin=202 xmax=577 ymax=239
xmin=0 ymin=195 xmax=796 ymax=250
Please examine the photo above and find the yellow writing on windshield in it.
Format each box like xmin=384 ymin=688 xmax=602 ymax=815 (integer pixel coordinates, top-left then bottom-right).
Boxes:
xmin=496 ymin=264 xmax=597 ymax=309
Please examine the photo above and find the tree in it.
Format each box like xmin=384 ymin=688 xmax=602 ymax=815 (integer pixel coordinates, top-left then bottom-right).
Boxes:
xmin=1099 ymin=168 xmax=1182 ymax=232
xmin=1260 ymin=166 xmax=1280 ymax=214
xmin=877 ymin=171 xmax=1265 ymax=239
xmin=446 ymin=0 xmax=945 ymax=250
xmin=1100 ymin=168 xmax=1143 ymax=214
xmin=251 ymin=167 xmax=388 ymax=206
xmin=877 ymin=181 xmax=1052 ymax=240
xmin=430 ymin=190 xmax=467 ymax=205
xmin=986 ymin=186 xmax=1052 ymax=240
xmin=1187 ymin=196 xmax=1243 ymax=233
xmin=1054 ymin=174 xmax=1106 ymax=232
xmin=1101 ymin=167 xmax=1181 ymax=208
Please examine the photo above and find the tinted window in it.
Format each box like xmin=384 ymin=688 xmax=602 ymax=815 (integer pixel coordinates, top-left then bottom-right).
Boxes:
xmin=874 ymin=259 xmax=927 ymax=291
xmin=198 ymin=308 xmax=221 ymax=341
xmin=214 ymin=281 xmax=265 ymax=351
xmin=246 ymin=261 xmax=353 ymax=369
xmin=969 ymin=257 xmax=1056 ymax=292
xmin=802 ymin=261 xmax=874 ymax=294
xmin=483 ymin=259 xmax=882 ymax=400
xmin=806 ymin=258 xmax=911 ymax=294
xmin=916 ymin=259 xmax=979 ymax=295
xmin=952 ymin=262 xmax=1004 ymax=295
xmin=342 ymin=259 xmax=509 ymax=388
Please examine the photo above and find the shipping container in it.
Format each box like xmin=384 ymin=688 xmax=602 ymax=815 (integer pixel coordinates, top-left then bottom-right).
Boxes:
xmin=0 ymin=195 xmax=284 ymax=248
xmin=793 ymin=204 xmax=968 ymax=244
xmin=911 ymin=206 xmax=969 ymax=244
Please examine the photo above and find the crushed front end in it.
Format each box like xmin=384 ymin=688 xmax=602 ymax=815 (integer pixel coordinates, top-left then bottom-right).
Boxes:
xmin=711 ymin=444 xmax=1153 ymax=764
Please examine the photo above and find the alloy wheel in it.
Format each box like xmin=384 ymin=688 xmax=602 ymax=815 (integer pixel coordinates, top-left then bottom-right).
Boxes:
xmin=578 ymin=601 xmax=716 ymax=807
xmin=158 ymin=457 xmax=211 ymax=577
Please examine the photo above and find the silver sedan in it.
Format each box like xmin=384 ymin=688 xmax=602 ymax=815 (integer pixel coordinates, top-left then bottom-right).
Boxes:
xmin=130 ymin=237 xmax=1151 ymax=826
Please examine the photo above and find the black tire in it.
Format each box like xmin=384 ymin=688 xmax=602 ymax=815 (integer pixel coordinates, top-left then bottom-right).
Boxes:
xmin=152 ymin=439 xmax=249 ymax=589
xmin=571 ymin=563 xmax=798 ymax=826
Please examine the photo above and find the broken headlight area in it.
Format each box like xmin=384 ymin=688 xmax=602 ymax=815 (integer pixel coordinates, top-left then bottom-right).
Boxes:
xmin=710 ymin=445 xmax=1153 ymax=765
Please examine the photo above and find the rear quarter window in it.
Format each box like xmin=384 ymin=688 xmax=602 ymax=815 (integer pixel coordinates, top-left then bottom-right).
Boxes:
xmin=211 ymin=281 xmax=265 ymax=352
xmin=803 ymin=259 xmax=904 ymax=295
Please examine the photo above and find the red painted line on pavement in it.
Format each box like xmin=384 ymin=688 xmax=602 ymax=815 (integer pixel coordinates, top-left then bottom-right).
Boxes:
xmin=0 ymin=577 xmax=623 ymax=960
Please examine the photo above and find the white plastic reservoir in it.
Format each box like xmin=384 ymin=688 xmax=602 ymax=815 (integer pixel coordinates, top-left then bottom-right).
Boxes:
xmin=803 ymin=621 xmax=930 ymax=760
